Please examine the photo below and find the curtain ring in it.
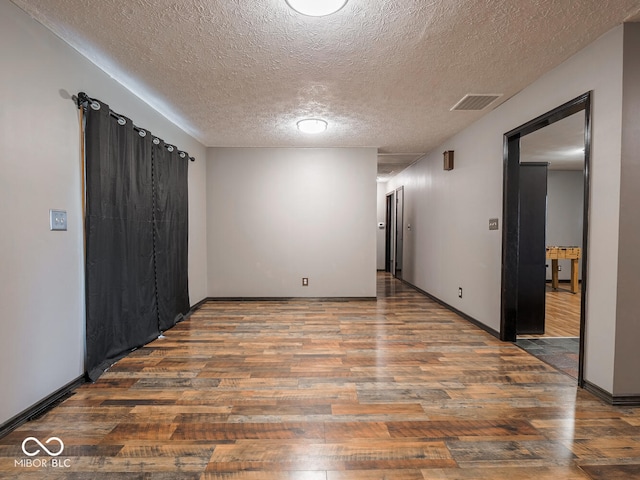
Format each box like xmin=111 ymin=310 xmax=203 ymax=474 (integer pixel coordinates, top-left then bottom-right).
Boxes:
xmin=167 ymin=145 xmax=174 ymax=152
xmin=153 ymin=138 xmax=160 ymax=145
xmin=117 ymin=116 xmax=126 ymax=126
xmin=179 ymin=152 xmax=186 ymax=158
xmin=138 ymin=129 xmax=147 ymax=137
xmin=90 ymin=101 xmax=101 ymax=110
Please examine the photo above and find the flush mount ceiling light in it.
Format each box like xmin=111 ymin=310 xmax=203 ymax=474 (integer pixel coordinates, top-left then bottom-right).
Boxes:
xmin=297 ymin=118 xmax=328 ymax=134
xmin=285 ymin=0 xmax=348 ymax=17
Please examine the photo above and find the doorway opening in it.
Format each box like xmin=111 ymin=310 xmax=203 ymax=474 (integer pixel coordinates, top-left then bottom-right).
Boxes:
xmin=385 ymin=192 xmax=393 ymax=273
xmin=384 ymin=187 xmax=404 ymax=279
xmin=501 ymin=92 xmax=591 ymax=386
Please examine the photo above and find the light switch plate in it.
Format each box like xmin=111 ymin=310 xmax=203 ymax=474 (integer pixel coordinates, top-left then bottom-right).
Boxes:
xmin=489 ymin=218 xmax=499 ymax=230
xmin=50 ymin=209 xmax=67 ymax=231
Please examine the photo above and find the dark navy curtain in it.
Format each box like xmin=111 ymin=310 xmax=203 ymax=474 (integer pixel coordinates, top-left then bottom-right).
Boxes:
xmin=84 ymin=98 xmax=189 ymax=381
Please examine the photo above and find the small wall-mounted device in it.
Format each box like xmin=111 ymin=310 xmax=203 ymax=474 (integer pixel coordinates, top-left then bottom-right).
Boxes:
xmin=443 ymin=150 xmax=454 ymax=171
xmin=50 ymin=209 xmax=67 ymax=231
xmin=378 ymin=222 xmax=385 ymax=229
xmin=302 ymin=277 xmax=309 ymax=286
xmin=489 ymin=218 xmax=499 ymax=230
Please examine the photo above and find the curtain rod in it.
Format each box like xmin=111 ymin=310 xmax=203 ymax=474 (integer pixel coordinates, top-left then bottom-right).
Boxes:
xmin=75 ymin=92 xmax=195 ymax=162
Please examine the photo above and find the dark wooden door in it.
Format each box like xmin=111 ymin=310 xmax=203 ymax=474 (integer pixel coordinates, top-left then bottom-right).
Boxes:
xmin=385 ymin=193 xmax=393 ymax=272
xmin=517 ymin=163 xmax=548 ymax=334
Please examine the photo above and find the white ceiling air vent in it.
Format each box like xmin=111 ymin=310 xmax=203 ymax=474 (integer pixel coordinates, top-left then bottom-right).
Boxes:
xmin=450 ymin=94 xmax=502 ymax=111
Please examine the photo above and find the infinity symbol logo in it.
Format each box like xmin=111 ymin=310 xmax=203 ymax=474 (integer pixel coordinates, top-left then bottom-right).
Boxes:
xmin=21 ymin=437 xmax=64 ymax=457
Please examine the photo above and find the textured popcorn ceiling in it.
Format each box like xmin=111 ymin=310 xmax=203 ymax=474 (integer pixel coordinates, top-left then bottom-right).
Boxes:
xmin=11 ymin=0 xmax=640 ymax=176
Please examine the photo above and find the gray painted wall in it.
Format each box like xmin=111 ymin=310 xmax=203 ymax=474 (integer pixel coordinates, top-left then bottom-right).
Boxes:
xmin=207 ymin=147 xmax=377 ymax=298
xmin=614 ymin=22 xmax=640 ymax=396
xmin=546 ymin=170 xmax=584 ymax=281
xmin=376 ymin=183 xmax=388 ymax=270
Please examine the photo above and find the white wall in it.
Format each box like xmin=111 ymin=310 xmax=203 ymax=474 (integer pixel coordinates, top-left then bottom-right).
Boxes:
xmin=546 ymin=170 xmax=584 ymax=281
xmin=0 ymin=1 xmax=207 ymax=426
xmin=376 ymin=182 xmax=388 ymax=270
xmin=207 ymin=147 xmax=377 ymax=297
xmin=387 ymin=26 xmax=624 ymax=393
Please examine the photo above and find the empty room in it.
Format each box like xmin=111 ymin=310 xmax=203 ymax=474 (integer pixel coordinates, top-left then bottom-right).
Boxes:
xmin=2 ymin=1 xmax=640 ymax=479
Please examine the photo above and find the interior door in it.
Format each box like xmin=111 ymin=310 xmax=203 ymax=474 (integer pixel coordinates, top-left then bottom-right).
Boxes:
xmin=386 ymin=192 xmax=396 ymax=275
xmin=517 ymin=162 xmax=548 ymax=334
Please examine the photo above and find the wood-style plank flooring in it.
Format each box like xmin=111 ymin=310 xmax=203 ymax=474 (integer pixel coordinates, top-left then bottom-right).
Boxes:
xmin=518 ymin=283 xmax=582 ymax=339
xmin=540 ymin=282 xmax=582 ymax=338
xmin=1 ymin=273 xmax=639 ymax=479
xmin=517 ymin=283 xmax=582 ymax=378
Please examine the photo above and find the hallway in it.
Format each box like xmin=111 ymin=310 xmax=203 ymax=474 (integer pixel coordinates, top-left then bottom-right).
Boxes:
xmin=1 ymin=273 xmax=639 ymax=479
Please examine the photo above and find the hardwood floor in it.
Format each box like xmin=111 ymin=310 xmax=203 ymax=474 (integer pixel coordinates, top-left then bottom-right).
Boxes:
xmin=517 ymin=282 xmax=582 ymax=378
xmin=540 ymin=282 xmax=582 ymax=338
xmin=1 ymin=273 xmax=639 ymax=479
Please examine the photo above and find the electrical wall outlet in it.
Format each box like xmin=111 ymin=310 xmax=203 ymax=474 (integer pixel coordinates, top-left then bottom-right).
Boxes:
xmin=50 ymin=209 xmax=67 ymax=231
xmin=302 ymin=278 xmax=309 ymax=286
xmin=458 ymin=287 xmax=463 ymax=298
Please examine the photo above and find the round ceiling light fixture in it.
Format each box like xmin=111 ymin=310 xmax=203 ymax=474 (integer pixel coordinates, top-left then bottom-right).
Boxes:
xmin=297 ymin=118 xmax=328 ymax=134
xmin=285 ymin=0 xmax=348 ymax=17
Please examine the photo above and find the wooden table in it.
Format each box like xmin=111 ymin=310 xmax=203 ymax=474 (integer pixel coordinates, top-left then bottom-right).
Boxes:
xmin=546 ymin=246 xmax=581 ymax=293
